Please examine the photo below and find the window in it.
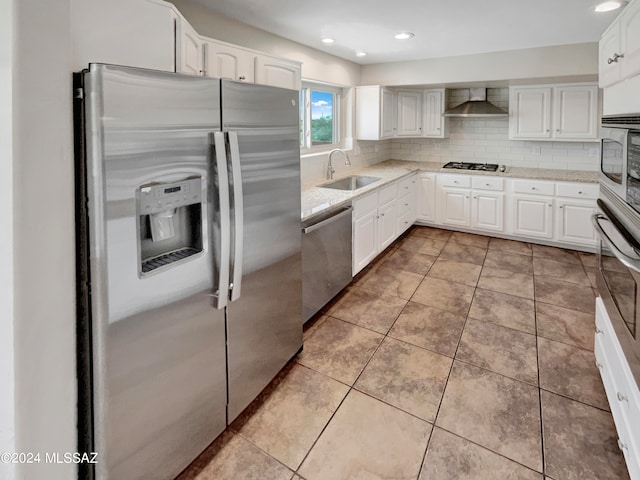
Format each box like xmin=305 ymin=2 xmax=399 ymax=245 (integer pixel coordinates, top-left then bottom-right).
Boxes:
xmin=300 ymin=82 xmax=341 ymax=150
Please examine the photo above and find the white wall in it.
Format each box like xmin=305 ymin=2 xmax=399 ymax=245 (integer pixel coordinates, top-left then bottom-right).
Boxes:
xmin=391 ymin=88 xmax=599 ymax=171
xmin=169 ymin=0 xmax=362 ymax=87
xmin=361 ymin=43 xmax=598 ymax=86
xmin=13 ymin=0 xmax=77 ymax=478
xmin=0 ymin=0 xmax=15 ymax=478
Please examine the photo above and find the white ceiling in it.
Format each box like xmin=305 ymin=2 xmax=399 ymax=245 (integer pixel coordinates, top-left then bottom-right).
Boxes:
xmin=191 ymin=0 xmax=620 ymax=64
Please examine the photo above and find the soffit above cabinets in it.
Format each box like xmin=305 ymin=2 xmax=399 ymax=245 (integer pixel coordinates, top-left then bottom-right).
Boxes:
xmin=190 ymin=0 xmax=621 ymax=65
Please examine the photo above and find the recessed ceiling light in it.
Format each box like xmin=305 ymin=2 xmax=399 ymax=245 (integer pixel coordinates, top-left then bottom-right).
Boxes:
xmin=394 ymin=32 xmax=415 ymax=40
xmin=595 ymin=1 xmax=627 ymax=12
xmin=321 ymin=38 xmax=335 ymax=44
xmin=356 ymin=51 xmax=367 ymax=57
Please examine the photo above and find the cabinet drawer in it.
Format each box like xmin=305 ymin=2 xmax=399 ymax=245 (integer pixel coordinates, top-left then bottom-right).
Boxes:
xmin=397 ymin=195 xmax=413 ymax=216
xmin=379 ymin=182 xmax=398 ymax=205
xmin=397 ymin=208 xmax=415 ymax=233
xmin=353 ymin=191 xmax=378 ymax=220
xmin=513 ymin=179 xmax=555 ymax=196
xmin=397 ymin=175 xmax=417 ymax=195
xmin=471 ymin=176 xmax=504 ymax=191
xmin=556 ymin=182 xmax=599 ymax=200
xmin=439 ymin=174 xmax=471 ymax=188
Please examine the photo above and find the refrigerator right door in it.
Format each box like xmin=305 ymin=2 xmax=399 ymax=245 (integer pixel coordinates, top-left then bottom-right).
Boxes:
xmin=222 ymin=80 xmax=303 ymax=421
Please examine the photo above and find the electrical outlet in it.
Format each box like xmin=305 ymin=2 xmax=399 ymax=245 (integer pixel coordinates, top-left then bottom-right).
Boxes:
xmin=530 ymin=146 xmax=541 ymax=155
xmin=589 ymin=148 xmax=600 ymax=157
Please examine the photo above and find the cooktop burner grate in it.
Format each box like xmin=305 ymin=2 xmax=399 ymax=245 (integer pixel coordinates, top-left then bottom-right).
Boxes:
xmin=443 ymin=161 xmax=499 ymax=172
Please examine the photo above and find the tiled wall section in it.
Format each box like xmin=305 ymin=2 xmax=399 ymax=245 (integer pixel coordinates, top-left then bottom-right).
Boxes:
xmin=301 ymin=139 xmax=392 ymax=185
xmin=390 ymin=88 xmax=600 ymax=171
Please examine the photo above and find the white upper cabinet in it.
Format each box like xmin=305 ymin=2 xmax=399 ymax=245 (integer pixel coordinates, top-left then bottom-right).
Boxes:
xmin=202 ymin=39 xmax=254 ymax=82
xmin=600 ymin=0 xmax=640 ymax=87
xmin=509 ymin=87 xmax=552 ymax=139
xmin=620 ymin=0 xmax=640 ymax=81
xmin=71 ymin=0 xmax=176 ymax=72
xmin=396 ymin=91 xmax=423 ymax=136
xmin=423 ymin=89 xmax=448 ymax=138
xmin=254 ymin=55 xmax=302 ymax=90
xmin=175 ymin=15 xmax=204 ymax=76
xmin=552 ymin=85 xmax=598 ymax=140
xmin=509 ymin=84 xmax=598 ymax=141
xmin=356 ymin=86 xmax=396 ymax=140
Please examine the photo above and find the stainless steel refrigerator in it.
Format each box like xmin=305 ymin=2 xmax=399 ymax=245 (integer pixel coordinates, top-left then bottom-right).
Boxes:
xmin=74 ymin=63 xmax=302 ymax=480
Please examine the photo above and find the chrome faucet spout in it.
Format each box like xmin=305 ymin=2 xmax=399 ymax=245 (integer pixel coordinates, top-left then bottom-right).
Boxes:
xmin=327 ymin=149 xmax=351 ymax=180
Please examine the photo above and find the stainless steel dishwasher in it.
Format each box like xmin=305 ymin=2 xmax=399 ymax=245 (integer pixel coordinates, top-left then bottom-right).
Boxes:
xmin=302 ymin=206 xmax=353 ymax=322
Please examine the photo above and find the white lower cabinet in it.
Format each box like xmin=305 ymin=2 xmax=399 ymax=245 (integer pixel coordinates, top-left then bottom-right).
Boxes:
xmin=417 ymin=174 xmax=437 ymax=222
xmin=352 ymin=174 xmax=418 ymax=275
xmin=352 ymin=185 xmax=398 ymax=275
xmin=441 ymin=188 xmax=471 ymax=227
xmin=555 ymin=198 xmax=597 ymax=247
xmin=595 ymin=297 xmax=640 ymax=480
xmin=512 ymin=195 xmax=554 ymax=239
xmin=472 ymin=191 xmax=504 ymax=232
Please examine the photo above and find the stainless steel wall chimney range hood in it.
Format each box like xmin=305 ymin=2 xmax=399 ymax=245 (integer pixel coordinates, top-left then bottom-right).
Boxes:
xmin=442 ymin=88 xmax=508 ymax=118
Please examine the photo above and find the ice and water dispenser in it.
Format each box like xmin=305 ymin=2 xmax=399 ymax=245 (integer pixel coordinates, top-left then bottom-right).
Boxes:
xmin=137 ymin=177 xmax=203 ymax=274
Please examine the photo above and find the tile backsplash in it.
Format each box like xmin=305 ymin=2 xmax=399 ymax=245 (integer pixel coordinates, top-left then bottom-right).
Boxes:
xmin=390 ymin=88 xmax=600 ymax=171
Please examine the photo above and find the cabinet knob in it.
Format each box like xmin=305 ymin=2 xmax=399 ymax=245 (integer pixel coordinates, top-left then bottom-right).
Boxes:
xmin=465 ymin=195 xmax=469 ymax=199
xmin=548 ymin=204 xmax=552 ymax=207
xmin=617 ymin=392 xmax=629 ymax=402
xmin=381 ymin=213 xmax=385 ymax=216
xmin=556 ymin=129 xmax=560 ymax=132
xmin=578 ymin=191 xmax=583 ymax=195
xmin=531 ymin=187 xmax=536 ymax=190
xmin=239 ymin=75 xmax=246 ymax=80
xmin=473 ymin=196 xmax=477 ymax=199
xmin=546 ymin=129 xmax=550 ymax=133
xmin=405 ymin=203 xmax=409 ymax=206
xmin=559 ymin=205 xmax=564 ymax=209
xmin=404 ymin=221 xmax=409 ymax=224
xmin=454 ymin=181 xmax=459 ymax=184
xmin=608 ymin=53 xmax=624 ymax=64
xmin=485 ymin=183 xmax=490 ymax=187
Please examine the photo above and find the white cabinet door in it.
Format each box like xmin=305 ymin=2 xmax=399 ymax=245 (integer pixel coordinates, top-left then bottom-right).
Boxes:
xmin=418 ymin=174 xmax=437 ymax=222
xmin=356 ymin=86 xmax=396 ymax=140
xmin=423 ymin=89 xmax=447 ymax=138
xmin=553 ymin=85 xmax=598 ymax=140
xmin=600 ymin=24 xmax=622 ymax=88
xmin=381 ymin=88 xmax=396 ymax=138
xmin=512 ymin=195 xmax=554 ymax=239
xmin=377 ymin=199 xmax=398 ymax=250
xmin=556 ymin=199 xmax=597 ymax=246
xmin=396 ymin=91 xmax=423 ymax=136
xmin=71 ymin=0 xmax=176 ymax=72
xmin=353 ymin=209 xmax=378 ymax=275
xmin=203 ymin=40 xmax=254 ymax=82
xmin=620 ymin=0 xmax=640 ymax=81
xmin=176 ymin=16 xmax=203 ymax=75
xmin=472 ymin=192 xmax=504 ymax=232
xmin=441 ymin=188 xmax=471 ymax=227
xmin=254 ymin=55 xmax=301 ymax=90
xmin=509 ymin=87 xmax=552 ymax=139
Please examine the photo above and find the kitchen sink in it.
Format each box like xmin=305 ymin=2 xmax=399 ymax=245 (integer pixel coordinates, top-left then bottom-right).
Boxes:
xmin=320 ymin=175 xmax=381 ymax=191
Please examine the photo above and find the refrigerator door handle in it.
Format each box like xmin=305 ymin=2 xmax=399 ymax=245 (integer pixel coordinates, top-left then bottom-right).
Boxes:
xmin=212 ymin=132 xmax=231 ymax=309
xmin=228 ymin=131 xmax=244 ymax=301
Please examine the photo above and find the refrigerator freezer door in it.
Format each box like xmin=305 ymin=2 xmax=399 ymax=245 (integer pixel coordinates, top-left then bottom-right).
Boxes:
xmin=83 ymin=64 xmax=226 ymax=480
xmin=222 ymin=81 xmax=303 ymax=421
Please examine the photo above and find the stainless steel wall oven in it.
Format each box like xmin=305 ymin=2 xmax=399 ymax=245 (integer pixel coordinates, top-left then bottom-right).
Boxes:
xmin=594 ymin=186 xmax=640 ymax=387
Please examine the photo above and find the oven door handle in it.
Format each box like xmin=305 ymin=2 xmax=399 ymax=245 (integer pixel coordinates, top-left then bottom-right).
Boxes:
xmin=592 ymin=213 xmax=640 ymax=274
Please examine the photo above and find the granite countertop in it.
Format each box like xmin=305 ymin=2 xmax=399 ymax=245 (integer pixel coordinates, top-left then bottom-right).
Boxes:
xmin=301 ymin=159 xmax=599 ymax=221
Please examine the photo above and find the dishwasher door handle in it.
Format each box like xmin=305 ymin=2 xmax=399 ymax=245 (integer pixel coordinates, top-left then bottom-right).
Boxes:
xmin=302 ymin=206 xmax=352 ymax=234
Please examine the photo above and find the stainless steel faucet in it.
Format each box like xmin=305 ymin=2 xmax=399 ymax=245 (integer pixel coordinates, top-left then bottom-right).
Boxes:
xmin=327 ymin=149 xmax=351 ymax=180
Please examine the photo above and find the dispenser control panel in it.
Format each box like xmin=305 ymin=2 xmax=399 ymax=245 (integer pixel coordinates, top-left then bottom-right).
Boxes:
xmin=138 ymin=177 xmax=202 ymax=215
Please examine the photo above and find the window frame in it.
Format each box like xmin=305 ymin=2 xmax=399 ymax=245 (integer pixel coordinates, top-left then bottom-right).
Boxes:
xmin=300 ymin=81 xmax=342 ymax=152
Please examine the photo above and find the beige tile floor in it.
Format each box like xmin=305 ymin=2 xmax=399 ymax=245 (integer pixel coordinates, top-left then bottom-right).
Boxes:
xmin=178 ymin=226 xmax=630 ymax=480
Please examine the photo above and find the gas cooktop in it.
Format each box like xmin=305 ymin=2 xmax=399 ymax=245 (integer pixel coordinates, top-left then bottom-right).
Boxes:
xmin=443 ymin=161 xmax=500 ymax=172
